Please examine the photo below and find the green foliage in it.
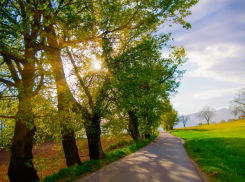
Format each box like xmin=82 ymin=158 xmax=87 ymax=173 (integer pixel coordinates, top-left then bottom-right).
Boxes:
xmin=33 ymin=147 xmax=64 ymax=180
xmin=220 ymin=120 xmax=226 ymax=123
xmin=0 ymin=0 xmax=199 ymax=179
xmin=0 ymin=118 xmax=15 ymax=149
xmin=102 ymin=113 xmax=128 ymax=136
xmin=104 ymin=139 xmax=134 ymax=153
xmin=42 ymin=132 xmax=158 ymax=182
xmin=171 ymin=122 xmax=245 ymax=182
xmin=161 ymin=107 xmax=179 ymax=130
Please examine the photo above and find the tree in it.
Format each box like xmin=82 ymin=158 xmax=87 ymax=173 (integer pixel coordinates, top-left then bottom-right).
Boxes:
xmin=179 ymin=115 xmax=190 ymax=127
xmin=0 ymin=1 xmax=47 ymax=180
xmin=1 ymin=0 xmax=199 ymax=180
xmin=64 ymin=0 xmax=198 ymax=154
xmin=229 ymin=88 xmax=245 ymax=117
xmin=196 ymin=106 xmax=216 ymax=125
xmin=107 ymin=36 xmax=186 ymax=139
xmin=220 ymin=120 xmax=226 ymax=123
xmin=162 ymin=108 xmax=179 ymax=130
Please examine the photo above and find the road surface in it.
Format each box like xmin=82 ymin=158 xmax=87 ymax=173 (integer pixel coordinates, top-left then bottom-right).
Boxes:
xmin=76 ymin=131 xmax=203 ymax=182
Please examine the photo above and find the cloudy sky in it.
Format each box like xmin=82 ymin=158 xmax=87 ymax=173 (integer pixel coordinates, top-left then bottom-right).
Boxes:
xmin=159 ymin=0 xmax=245 ymax=115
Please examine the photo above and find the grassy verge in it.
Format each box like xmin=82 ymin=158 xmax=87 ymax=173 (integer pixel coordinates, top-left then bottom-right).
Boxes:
xmin=42 ymin=132 xmax=159 ymax=182
xmin=171 ymin=120 xmax=245 ymax=182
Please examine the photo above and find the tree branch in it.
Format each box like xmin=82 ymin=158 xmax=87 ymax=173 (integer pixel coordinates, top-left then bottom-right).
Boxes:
xmin=2 ymin=55 xmax=21 ymax=84
xmin=0 ymin=77 xmax=16 ymax=87
xmin=0 ymin=115 xmax=15 ymax=119
xmin=159 ymin=66 xmax=177 ymax=84
xmin=66 ymin=47 xmax=94 ymax=108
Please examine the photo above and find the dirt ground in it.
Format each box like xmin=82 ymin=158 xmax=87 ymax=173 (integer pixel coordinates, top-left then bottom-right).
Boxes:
xmin=0 ymin=136 xmax=131 ymax=182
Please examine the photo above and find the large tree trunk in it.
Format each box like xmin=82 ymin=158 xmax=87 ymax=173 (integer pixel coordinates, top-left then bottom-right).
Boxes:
xmin=8 ymin=99 xmax=39 ymax=182
xmin=128 ymin=110 xmax=139 ymax=140
xmin=45 ymin=26 xmax=81 ymax=166
xmin=61 ymin=128 xmax=81 ymax=166
xmin=85 ymin=113 xmax=106 ymax=160
xmin=54 ymin=50 xmax=82 ymax=166
xmin=8 ymin=47 xmax=40 ymax=181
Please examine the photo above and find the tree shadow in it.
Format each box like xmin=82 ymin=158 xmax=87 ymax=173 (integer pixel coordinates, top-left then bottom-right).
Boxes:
xmin=79 ymin=131 xmax=202 ymax=182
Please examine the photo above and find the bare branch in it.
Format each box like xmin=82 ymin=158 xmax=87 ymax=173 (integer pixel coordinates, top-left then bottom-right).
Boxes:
xmin=196 ymin=106 xmax=216 ymax=125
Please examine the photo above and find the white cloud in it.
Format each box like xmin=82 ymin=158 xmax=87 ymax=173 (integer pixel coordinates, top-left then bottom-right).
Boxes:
xmin=186 ymin=43 xmax=245 ymax=84
xmin=193 ymin=86 xmax=244 ymax=100
xmin=171 ymin=98 xmax=183 ymax=107
xmin=163 ymin=0 xmax=245 ymax=115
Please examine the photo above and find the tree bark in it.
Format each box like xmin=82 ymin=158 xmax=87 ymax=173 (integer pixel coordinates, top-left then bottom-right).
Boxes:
xmin=0 ymin=120 xmax=3 ymax=146
xmin=84 ymin=113 xmax=106 ymax=160
xmin=61 ymin=129 xmax=81 ymax=166
xmin=144 ymin=133 xmax=151 ymax=138
xmin=7 ymin=45 xmax=40 ymax=181
xmin=8 ymin=99 xmax=39 ymax=182
xmin=53 ymin=50 xmax=82 ymax=166
xmin=144 ymin=115 xmax=151 ymax=138
xmin=128 ymin=110 xmax=139 ymax=140
xmin=45 ymin=26 xmax=82 ymax=166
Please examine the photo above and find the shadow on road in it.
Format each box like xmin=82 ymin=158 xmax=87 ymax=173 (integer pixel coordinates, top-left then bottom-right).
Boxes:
xmin=77 ymin=131 xmax=202 ymax=182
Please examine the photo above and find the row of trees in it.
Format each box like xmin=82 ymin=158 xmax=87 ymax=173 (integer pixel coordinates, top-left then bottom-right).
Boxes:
xmin=175 ymin=106 xmax=216 ymax=128
xmin=0 ymin=0 xmax=198 ymax=181
xmin=196 ymin=88 xmax=245 ymax=126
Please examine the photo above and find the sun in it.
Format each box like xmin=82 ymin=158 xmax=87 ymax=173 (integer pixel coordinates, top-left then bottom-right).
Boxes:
xmin=93 ymin=61 xmax=101 ymax=70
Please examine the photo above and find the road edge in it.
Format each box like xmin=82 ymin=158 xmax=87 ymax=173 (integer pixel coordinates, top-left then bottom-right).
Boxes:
xmin=174 ymin=135 xmax=210 ymax=182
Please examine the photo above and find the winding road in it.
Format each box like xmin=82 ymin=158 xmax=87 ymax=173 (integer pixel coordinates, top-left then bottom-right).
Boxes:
xmin=76 ymin=131 xmax=203 ymax=182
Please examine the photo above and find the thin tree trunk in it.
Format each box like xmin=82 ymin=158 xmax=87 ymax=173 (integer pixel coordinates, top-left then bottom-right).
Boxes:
xmin=8 ymin=99 xmax=39 ymax=182
xmin=0 ymin=120 xmax=3 ymax=146
xmin=144 ymin=115 xmax=151 ymax=138
xmin=128 ymin=110 xmax=139 ymax=140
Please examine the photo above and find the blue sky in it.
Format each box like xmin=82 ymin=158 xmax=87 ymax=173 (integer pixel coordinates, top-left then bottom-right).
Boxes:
xmin=159 ymin=0 xmax=245 ymax=115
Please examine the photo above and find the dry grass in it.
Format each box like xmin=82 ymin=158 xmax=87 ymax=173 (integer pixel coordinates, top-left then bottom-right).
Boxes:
xmin=0 ymin=135 xmax=132 ymax=182
xmin=175 ymin=120 xmax=245 ymax=130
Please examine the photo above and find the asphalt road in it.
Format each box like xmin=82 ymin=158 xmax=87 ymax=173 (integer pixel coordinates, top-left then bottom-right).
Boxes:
xmin=76 ymin=131 xmax=203 ymax=182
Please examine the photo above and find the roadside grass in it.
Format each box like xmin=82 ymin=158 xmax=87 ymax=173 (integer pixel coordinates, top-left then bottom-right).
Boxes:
xmin=0 ymin=134 xmax=133 ymax=182
xmin=171 ymin=120 xmax=245 ymax=182
xmin=104 ymin=139 xmax=135 ymax=153
xmin=42 ymin=132 xmax=159 ymax=182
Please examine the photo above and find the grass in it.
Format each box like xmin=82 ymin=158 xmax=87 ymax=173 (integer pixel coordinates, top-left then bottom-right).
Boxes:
xmin=0 ymin=135 xmax=134 ymax=182
xmin=42 ymin=132 xmax=159 ymax=182
xmin=171 ymin=120 xmax=245 ymax=182
xmin=104 ymin=139 xmax=135 ymax=153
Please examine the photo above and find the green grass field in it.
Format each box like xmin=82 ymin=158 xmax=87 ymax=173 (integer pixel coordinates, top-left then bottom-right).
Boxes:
xmin=171 ymin=120 xmax=245 ymax=182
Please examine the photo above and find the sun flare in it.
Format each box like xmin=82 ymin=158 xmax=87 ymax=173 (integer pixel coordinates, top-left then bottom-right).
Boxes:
xmin=93 ymin=61 xmax=101 ymax=70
